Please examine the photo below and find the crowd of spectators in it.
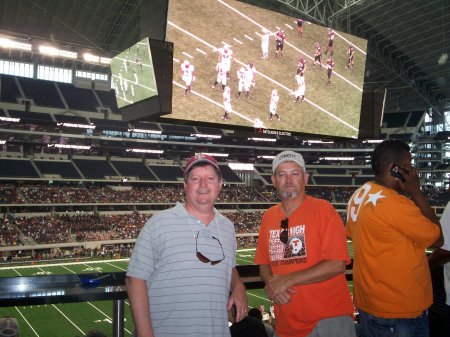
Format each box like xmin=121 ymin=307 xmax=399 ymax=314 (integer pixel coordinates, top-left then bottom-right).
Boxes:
xmin=1 ymin=182 xmax=447 ymax=206
xmin=0 ymin=182 xmax=447 ymax=249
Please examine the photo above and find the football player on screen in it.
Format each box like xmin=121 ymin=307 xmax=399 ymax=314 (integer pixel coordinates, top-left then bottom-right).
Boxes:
xmin=260 ymin=28 xmax=270 ymax=59
xmin=313 ymin=42 xmax=323 ymax=69
xmin=274 ymin=29 xmax=286 ymax=58
xmin=212 ymin=62 xmax=227 ymax=92
xmin=236 ymin=67 xmax=250 ymax=99
xmin=326 ymin=57 xmax=335 ymax=85
xmin=268 ymin=89 xmax=280 ymax=121
xmin=181 ymin=60 xmax=195 ymax=96
xmin=325 ymin=28 xmax=335 ymax=56
xmin=218 ymin=45 xmax=234 ymax=80
xmin=222 ymin=86 xmax=232 ymax=120
xmin=294 ymin=73 xmax=306 ymax=102
xmin=346 ymin=43 xmax=355 ymax=70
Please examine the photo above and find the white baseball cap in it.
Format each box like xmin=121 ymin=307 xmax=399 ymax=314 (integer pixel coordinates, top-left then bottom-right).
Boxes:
xmin=272 ymin=151 xmax=306 ymax=173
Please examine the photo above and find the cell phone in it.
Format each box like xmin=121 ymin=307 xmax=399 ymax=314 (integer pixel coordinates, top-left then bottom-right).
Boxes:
xmin=389 ymin=164 xmax=406 ymax=182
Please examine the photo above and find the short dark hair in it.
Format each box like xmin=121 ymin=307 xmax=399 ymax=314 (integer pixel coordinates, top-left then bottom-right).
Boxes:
xmin=371 ymin=140 xmax=410 ymax=174
xmin=247 ymin=308 xmax=263 ymax=321
xmin=184 ymin=162 xmax=222 ymax=182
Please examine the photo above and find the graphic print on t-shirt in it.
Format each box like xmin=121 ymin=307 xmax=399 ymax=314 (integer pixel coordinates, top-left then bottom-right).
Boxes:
xmin=269 ymin=224 xmax=307 ymax=265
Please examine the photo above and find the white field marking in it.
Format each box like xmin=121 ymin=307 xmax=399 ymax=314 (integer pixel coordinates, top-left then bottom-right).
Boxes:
xmin=334 ymin=31 xmax=367 ymax=56
xmin=196 ymin=48 xmax=207 ymax=55
xmin=181 ymin=52 xmax=194 ymax=59
xmin=52 ymin=304 xmax=85 ymax=335
xmin=105 ymin=261 xmax=127 ymax=271
xmin=239 ymin=248 xmax=256 ymax=252
xmin=221 ymin=41 xmax=231 ymax=48
xmin=13 ymin=268 xmax=22 ymax=276
xmin=233 ymin=37 xmax=243 ymax=44
xmin=15 ymin=306 xmax=40 ymax=337
xmin=87 ymin=302 xmax=133 ymax=335
xmin=0 ymin=258 xmax=130 ymax=270
xmin=61 ymin=265 xmax=76 ymax=274
xmin=244 ymin=34 xmax=253 ymax=41
xmin=37 ymin=267 xmax=50 ymax=274
xmin=173 ymin=58 xmax=180 ymax=63
xmin=173 ymin=80 xmax=255 ymax=124
xmin=285 ymin=23 xmax=294 ymax=30
xmin=248 ymin=291 xmax=271 ymax=302
xmin=169 ymin=22 xmax=355 ymax=129
xmin=217 ymin=0 xmax=362 ymax=92
xmin=236 ymin=257 xmax=255 ymax=264
xmin=304 ymin=98 xmax=358 ymax=131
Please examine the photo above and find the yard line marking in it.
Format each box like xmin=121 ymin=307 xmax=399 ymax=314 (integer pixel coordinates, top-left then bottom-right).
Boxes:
xmin=244 ymin=34 xmax=253 ymax=41
xmin=15 ymin=306 xmax=40 ymax=337
xmin=236 ymin=257 xmax=254 ymax=264
xmin=13 ymin=268 xmax=22 ymax=276
xmin=62 ymin=265 xmax=77 ymax=274
xmin=233 ymin=37 xmax=243 ymax=44
xmin=52 ymin=304 xmax=84 ymax=335
xmin=196 ymin=48 xmax=207 ymax=55
xmin=181 ymin=52 xmax=194 ymax=59
xmin=0 ymin=258 xmax=130 ymax=270
xmin=285 ymin=23 xmax=294 ymax=30
xmin=248 ymin=291 xmax=271 ymax=302
xmin=105 ymin=261 xmax=127 ymax=271
xmin=87 ymin=302 xmax=133 ymax=335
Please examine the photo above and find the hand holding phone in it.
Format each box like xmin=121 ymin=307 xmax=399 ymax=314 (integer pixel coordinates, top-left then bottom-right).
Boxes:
xmin=389 ymin=164 xmax=406 ymax=182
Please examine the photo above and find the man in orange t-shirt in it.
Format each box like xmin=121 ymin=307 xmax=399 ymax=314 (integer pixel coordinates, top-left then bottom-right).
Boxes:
xmin=346 ymin=139 xmax=443 ymax=337
xmin=254 ymin=151 xmax=355 ymax=337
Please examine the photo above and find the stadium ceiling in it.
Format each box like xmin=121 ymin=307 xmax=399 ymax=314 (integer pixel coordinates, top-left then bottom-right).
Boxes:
xmin=0 ymin=0 xmax=449 ymax=120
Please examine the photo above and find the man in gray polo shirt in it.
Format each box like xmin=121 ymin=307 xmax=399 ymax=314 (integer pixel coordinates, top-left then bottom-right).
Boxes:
xmin=126 ymin=154 xmax=248 ymax=337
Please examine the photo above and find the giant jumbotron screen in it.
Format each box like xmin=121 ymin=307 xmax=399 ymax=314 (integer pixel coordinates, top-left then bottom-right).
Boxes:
xmin=164 ymin=0 xmax=368 ymax=139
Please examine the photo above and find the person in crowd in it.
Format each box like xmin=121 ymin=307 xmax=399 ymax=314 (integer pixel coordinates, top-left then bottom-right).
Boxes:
xmin=254 ymin=151 xmax=356 ymax=337
xmin=126 ymin=154 xmax=247 ymax=337
xmin=229 ymin=305 xmax=268 ymax=337
xmin=346 ymin=139 xmax=443 ymax=337
xmin=428 ymin=196 xmax=450 ymax=336
xmin=0 ymin=317 xmax=19 ymax=337
xmin=248 ymin=308 xmax=279 ymax=337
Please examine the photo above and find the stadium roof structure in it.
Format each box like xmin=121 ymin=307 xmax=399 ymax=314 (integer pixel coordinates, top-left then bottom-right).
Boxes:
xmin=0 ymin=0 xmax=449 ymax=121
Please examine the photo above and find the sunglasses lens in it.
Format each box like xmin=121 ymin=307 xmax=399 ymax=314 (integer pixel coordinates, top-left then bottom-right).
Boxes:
xmin=280 ymin=230 xmax=288 ymax=244
xmin=280 ymin=218 xmax=288 ymax=244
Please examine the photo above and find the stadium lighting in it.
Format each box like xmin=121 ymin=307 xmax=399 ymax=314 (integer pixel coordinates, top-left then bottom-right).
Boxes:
xmin=83 ymin=53 xmax=99 ymax=63
xmin=56 ymin=122 xmax=96 ymax=129
xmin=39 ymin=45 xmax=77 ymax=59
xmin=228 ymin=163 xmax=254 ymax=171
xmin=201 ymin=152 xmax=229 ymax=157
xmin=0 ymin=116 xmax=20 ymax=123
xmin=127 ymin=128 xmax=162 ymax=134
xmin=191 ymin=133 xmax=222 ymax=139
xmin=0 ymin=140 xmax=6 ymax=145
xmin=248 ymin=137 xmax=276 ymax=142
xmin=319 ymin=156 xmax=355 ymax=161
xmin=125 ymin=148 xmax=164 ymax=154
xmin=0 ymin=37 xmax=32 ymax=51
xmin=48 ymin=144 xmax=91 ymax=150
